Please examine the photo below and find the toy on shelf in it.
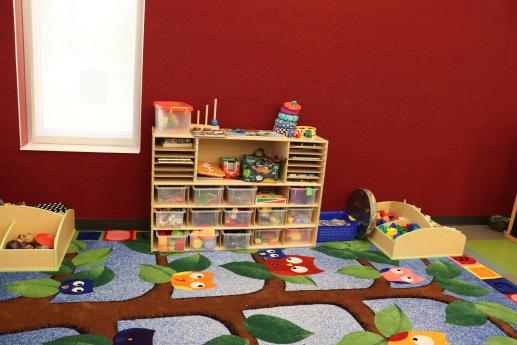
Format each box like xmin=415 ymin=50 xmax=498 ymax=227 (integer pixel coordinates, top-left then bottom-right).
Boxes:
xmin=160 ymin=138 xmax=193 ymax=147
xmin=284 ymin=228 xmax=312 ymax=244
xmin=255 ymin=190 xmax=288 ymax=204
xmin=226 ymin=129 xmax=282 ymax=137
xmin=296 ymin=126 xmax=316 ymax=139
xmin=273 ymin=100 xmax=301 ymax=137
xmin=287 ymin=208 xmax=314 ymax=224
xmin=154 ymin=101 xmax=193 ymax=134
xmin=289 ymin=187 xmax=318 ymax=205
xmin=257 ymin=208 xmax=286 ymax=226
xmin=242 ymin=149 xmax=284 ymax=182
xmin=156 ymin=186 xmax=187 ymax=204
xmin=253 ymin=229 xmax=281 ymax=246
xmin=155 ymin=210 xmax=185 ymax=228
xmin=197 ymin=161 xmax=225 ymax=178
xmin=222 ymin=230 xmax=252 ymax=249
xmin=226 ymin=187 xmax=257 ymax=205
xmin=191 ymin=99 xmax=225 ymax=137
xmin=157 ymin=231 xmax=187 ymax=252
xmin=190 ymin=229 xmax=218 ymax=251
xmin=192 ymin=187 xmax=224 ymax=205
xmin=221 ymin=157 xmax=241 ymax=179
xmin=191 ymin=209 xmax=221 ymax=227
xmin=224 ymin=209 xmax=253 ymax=227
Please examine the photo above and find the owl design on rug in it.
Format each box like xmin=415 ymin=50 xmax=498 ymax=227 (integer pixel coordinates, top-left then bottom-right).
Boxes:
xmin=380 ymin=267 xmax=424 ymax=285
xmin=263 ymin=255 xmax=324 ymax=276
xmin=59 ymin=279 xmax=94 ymax=295
xmin=170 ymin=271 xmax=216 ymax=290
xmin=113 ymin=328 xmax=155 ymax=345
xmin=258 ymin=248 xmax=287 ymax=260
xmin=388 ymin=331 xmax=449 ymax=345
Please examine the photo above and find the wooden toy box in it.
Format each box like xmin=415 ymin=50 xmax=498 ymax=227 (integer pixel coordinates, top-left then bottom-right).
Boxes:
xmin=0 ymin=205 xmax=75 ymax=272
xmin=369 ymin=201 xmax=466 ymax=259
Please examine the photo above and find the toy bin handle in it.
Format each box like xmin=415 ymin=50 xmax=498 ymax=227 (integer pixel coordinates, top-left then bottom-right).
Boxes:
xmin=169 ymin=106 xmax=190 ymax=113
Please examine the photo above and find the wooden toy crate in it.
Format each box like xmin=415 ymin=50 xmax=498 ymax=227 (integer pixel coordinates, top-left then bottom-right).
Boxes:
xmin=0 ymin=205 xmax=75 ymax=272
xmin=369 ymin=201 xmax=466 ymax=259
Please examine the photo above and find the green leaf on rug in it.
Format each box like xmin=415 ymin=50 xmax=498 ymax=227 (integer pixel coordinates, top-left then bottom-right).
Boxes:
xmin=426 ymin=260 xmax=461 ymax=279
xmin=232 ymin=249 xmax=258 ymax=254
xmin=122 ymin=239 xmax=152 ymax=254
xmin=337 ymin=331 xmax=387 ymax=345
xmin=4 ymin=278 xmax=60 ymax=298
xmin=324 ymin=240 xmax=371 ymax=252
xmin=243 ymin=314 xmax=313 ymax=344
xmin=485 ymin=336 xmax=517 ymax=345
xmin=43 ymin=334 xmax=112 ymax=345
xmin=374 ymin=304 xmax=412 ymax=338
xmin=273 ymin=274 xmax=317 ymax=286
xmin=475 ymin=302 xmax=517 ymax=325
xmin=220 ymin=262 xmax=272 ymax=280
xmin=313 ymin=246 xmax=357 ymax=260
xmin=42 ymin=258 xmax=75 ymax=275
xmin=337 ymin=265 xmax=381 ymax=280
xmin=71 ymin=248 xmax=113 ymax=268
xmin=203 ymin=335 xmax=250 ymax=345
xmin=168 ymin=253 xmax=211 ymax=272
xmin=66 ymin=239 xmax=87 ymax=254
xmin=445 ymin=301 xmax=487 ymax=326
xmin=139 ymin=264 xmax=176 ymax=284
xmin=70 ymin=266 xmax=115 ymax=287
xmin=437 ymin=278 xmax=491 ymax=296
xmin=357 ymin=251 xmax=399 ymax=265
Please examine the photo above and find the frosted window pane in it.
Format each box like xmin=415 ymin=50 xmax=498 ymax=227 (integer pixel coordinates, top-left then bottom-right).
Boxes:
xmin=28 ymin=0 xmax=140 ymax=139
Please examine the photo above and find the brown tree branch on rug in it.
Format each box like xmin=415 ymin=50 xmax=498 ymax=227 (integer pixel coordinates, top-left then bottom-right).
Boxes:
xmin=0 ymin=253 xmax=515 ymax=343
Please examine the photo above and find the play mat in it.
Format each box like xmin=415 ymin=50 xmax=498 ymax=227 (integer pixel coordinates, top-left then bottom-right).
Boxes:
xmin=0 ymin=231 xmax=516 ymax=345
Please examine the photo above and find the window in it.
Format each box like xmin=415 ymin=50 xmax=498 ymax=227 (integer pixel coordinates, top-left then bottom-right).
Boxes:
xmin=14 ymin=0 xmax=145 ymax=153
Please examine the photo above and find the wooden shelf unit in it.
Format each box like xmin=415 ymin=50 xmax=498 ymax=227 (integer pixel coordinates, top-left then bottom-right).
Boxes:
xmin=150 ymin=129 xmax=328 ymax=253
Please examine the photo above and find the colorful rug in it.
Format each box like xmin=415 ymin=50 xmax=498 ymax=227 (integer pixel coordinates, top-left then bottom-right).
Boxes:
xmin=0 ymin=232 xmax=516 ymax=345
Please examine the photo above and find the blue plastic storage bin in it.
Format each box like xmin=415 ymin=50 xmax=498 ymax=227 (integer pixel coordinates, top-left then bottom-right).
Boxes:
xmin=317 ymin=211 xmax=359 ymax=242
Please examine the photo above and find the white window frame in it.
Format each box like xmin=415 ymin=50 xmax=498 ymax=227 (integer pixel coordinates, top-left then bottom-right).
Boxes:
xmin=13 ymin=0 xmax=145 ymax=154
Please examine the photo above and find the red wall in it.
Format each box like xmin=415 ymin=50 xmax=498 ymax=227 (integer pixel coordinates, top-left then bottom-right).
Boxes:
xmin=1 ymin=1 xmax=516 ymax=219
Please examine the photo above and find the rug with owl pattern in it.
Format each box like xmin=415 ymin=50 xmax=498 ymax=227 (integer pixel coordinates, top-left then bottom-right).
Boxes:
xmin=0 ymin=232 xmax=516 ymax=345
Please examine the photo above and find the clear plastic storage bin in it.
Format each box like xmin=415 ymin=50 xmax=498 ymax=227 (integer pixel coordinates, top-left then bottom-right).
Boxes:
xmin=253 ymin=229 xmax=282 ymax=246
xmin=192 ymin=186 xmax=224 ymax=206
xmin=155 ymin=209 xmax=186 ymax=228
xmin=191 ymin=209 xmax=221 ymax=227
xmin=189 ymin=230 xmax=218 ymax=251
xmin=256 ymin=208 xmax=286 ymax=226
xmin=154 ymin=101 xmax=193 ymax=134
xmin=156 ymin=186 xmax=188 ymax=204
xmin=225 ymin=186 xmax=257 ymax=205
xmin=224 ymin=209 xmax=253 ymax=227
xmin=289 ymin=187 xmax=319 ymax=205
xmin=156 ymin=231 xmax=188 ymax=252
xmin=287 ymin=208 xmax=314 ymax=224
xmin=284 ymin=228 xmax=312 ymax=244
xmin=221 ymin=230 xmax=252 ymax=249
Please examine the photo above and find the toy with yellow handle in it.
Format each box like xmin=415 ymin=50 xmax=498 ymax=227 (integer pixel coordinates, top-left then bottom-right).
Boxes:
xmin=297 ymin=126 xmax=316 ymax=139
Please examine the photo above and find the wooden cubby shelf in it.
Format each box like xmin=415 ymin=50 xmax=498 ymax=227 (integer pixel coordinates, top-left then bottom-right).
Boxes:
xmin=150 ymin=128 xmax=328 ymax=253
